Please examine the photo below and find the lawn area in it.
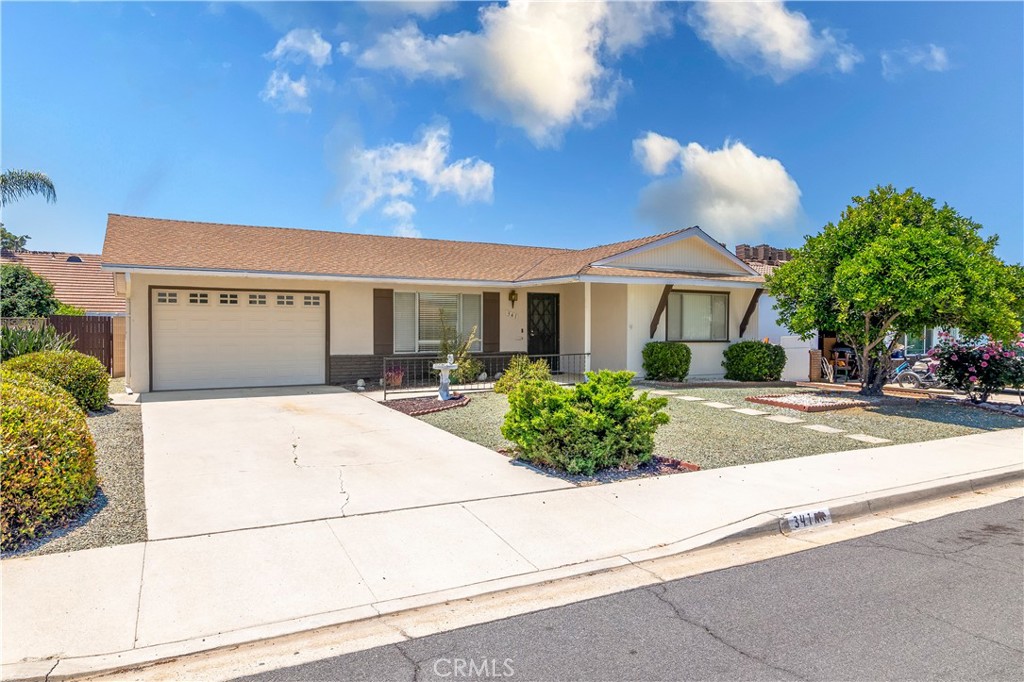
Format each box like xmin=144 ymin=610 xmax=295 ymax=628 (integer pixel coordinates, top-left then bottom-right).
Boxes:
xmin=417 ymin=387 xmax=1022 ymax=472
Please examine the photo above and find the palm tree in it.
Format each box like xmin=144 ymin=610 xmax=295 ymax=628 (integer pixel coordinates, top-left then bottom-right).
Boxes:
xmin=1 ymin=169 xmax=57 ymax=207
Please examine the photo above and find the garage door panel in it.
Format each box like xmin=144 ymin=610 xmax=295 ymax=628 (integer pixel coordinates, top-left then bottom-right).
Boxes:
xmin=151 ymin=289 xmax=326 ymax=391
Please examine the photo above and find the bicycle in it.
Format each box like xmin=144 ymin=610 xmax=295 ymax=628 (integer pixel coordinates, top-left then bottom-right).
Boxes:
xmin=895 ymin=357 xmax=941 ymax=389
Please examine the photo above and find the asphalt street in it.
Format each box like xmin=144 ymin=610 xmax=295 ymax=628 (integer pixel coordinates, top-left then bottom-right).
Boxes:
xmin=239 ymin=499 xmax=1024 ymax=681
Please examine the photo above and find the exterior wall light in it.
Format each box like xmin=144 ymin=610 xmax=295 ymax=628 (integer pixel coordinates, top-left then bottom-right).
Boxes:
xmin=508 ymin=290 xmax=518 ymax=308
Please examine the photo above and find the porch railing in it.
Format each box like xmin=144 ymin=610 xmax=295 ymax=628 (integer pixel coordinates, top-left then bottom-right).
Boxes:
xmin=381 ymin=353 xmax=590 ymax=400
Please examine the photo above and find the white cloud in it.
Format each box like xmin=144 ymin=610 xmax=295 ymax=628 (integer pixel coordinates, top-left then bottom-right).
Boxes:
xmin=341 ymin=122 xmax=494 ymax=237
xmin=633 ymin=131 xmax=684 ymax=175
xmin=358 ymin=1 xmax=674 ymax=146
xmin=268 ymin=28 xmax=333 ymax=67
xmin=260 ymin=70 xmax=311 ymax=113
xmin=688 ymin=0 xmax=861 ymax=82
xmin=337 ymin=41 xmax=355 ymax=57
xmin=881 ymin=44 xmax=950 ymax=81
xmin=635 ymin=136 xmax=802 ymax=243
xmin=362 ymin=1 xmax=456 ymax=19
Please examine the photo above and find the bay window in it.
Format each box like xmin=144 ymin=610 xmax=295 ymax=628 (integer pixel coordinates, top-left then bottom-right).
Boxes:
xmin=666 ymin=291 xmax=729 ymax=342
xmin=394 ymin=292 xmax=483 ymax=353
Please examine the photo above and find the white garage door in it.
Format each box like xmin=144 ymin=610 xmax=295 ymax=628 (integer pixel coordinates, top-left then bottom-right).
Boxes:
xmin=151 ymin=289 xmax=326 ymax=391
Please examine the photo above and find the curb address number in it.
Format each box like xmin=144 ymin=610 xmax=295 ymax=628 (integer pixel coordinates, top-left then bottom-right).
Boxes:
xmin=785 ymin=507 xmax=833 ymax=532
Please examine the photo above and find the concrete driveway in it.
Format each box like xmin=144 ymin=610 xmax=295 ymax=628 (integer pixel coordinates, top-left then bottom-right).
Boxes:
xmin=141 ymin=386 xmax=570 ymax=540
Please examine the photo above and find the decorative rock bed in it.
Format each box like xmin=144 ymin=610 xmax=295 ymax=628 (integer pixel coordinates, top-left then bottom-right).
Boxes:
xmin=383 ymin=393 xmax=471 ymax=416
xmin=746 ymin=393 xmax=872 ymax=412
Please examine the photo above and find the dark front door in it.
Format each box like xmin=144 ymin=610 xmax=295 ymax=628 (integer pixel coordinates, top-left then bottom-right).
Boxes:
xmin=527 ymin=293 xmax=560 ymax=361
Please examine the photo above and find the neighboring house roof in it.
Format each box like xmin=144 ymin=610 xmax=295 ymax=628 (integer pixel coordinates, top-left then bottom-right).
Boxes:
xmin=101 ymin=214 xmax=764 ymax=286
xmin=745 ymin=261 xmax=779 ymax=277
xmin=1 ymin=250 xmax=125 ymax=314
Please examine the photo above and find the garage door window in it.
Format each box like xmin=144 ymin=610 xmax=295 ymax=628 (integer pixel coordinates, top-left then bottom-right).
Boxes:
xmin=303 ymin=295 xmax=321 ymax=307
xmin=156 ymin=291 xmax=177 ymax=304
xmin=249 ymin=294 xmax=267 ymax=305
xmin=219 ymin=293 xmax=239 ymax=305
xmin=189 ymin=292 xmax=209 ymax=305
xmin=277 ymin=295 xmax=294 ymax=306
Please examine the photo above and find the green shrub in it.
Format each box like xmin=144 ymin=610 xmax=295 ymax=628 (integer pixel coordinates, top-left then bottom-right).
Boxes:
xmin=0 ymin=367 xmax=78 ymax=409
xmin=5 ymin=350 xmax=109 ymax=411
xmin=54 ymin=302 xmax=86 ymax=316
xmin=642 ymin=342 xmax=692 ymax=381
xmin=722 ymin=341 xmax=787 ymax=381
xmin=501 ymin=370 xmax=670 ymax=475
xmin=1 ymin=324 xmax=76 ymax=361
xmin=1 ymin=382 xmax=99 ymax=550
xmin=0 ymin=263 xmax=59 ymax=318
xmin=437 ymin=316 xmax=484 ymax=384
xmin=494 ymin=354 xmax=552 ymax=393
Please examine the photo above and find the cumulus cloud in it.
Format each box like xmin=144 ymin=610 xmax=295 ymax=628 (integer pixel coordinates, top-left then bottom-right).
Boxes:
xmin=261 ymin=28 xmax=334 ymax=113
xmin=633 ymin=131 xmax=685 ymax=175
xmin=688 ymin=0 xmax=861 ymax=82
xmin=881 ymin=44 xmax=950 ymax=80
xmin=340 ymin=122 xmax=494 ymax=237
xmin=260 ymin=70 xmax=311 ymax=113
xmin=634 ymin=135 xmax=802 ymax=243
xmin=267 ymin=28 xmax=333 ymax=67
xmin=358 ymin=1 xmax=674 ymax=146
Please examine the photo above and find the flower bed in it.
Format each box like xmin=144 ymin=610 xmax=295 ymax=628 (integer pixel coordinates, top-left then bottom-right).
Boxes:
xmin=746 ymin=393 xmax=872 ymax=412
xmin=383 ymin=393 xmax=470 ymax=416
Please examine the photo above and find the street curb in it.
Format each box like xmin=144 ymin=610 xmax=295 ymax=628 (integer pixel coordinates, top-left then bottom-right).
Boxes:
xmin=5 ymin=466 xmax=1021 ymax=682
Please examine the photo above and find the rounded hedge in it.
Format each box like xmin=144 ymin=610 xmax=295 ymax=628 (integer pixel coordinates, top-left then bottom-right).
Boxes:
xmin=5 ymin=350 xmax=109 ymax=411
xmin=722 ymin=341 xmax=787 ymax=381
xmin=0 ymin=367 xmax=79 ymax=410
xmin=642 ymin=342 xmax=692 ymax=381
xmin=1 ymin=382 xmax=99 ymax=550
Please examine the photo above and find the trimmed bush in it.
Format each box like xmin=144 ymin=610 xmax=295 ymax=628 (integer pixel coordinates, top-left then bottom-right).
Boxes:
xmin=0 ymin=367 xmax=79 ymax=409
xmin=642 ymin=342 xmax=692 ymax=381
xmin=494 ymin=354 xmax=552 ymax=393
xmin=501 ymin=370 xmax=670 ymax=475
xmin=5 ymin=350 xmax=109 ymax=411
xmin=722 ymin=341 xmax=787 ymax=381
xmin=1 ymin=382 xmax=99 ymax=550
xmin=0 ymin=324 xmax=76 ymax=361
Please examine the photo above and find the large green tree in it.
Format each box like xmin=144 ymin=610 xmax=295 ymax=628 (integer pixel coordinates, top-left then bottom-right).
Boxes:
xmin=768 ymin=185 xmax=1024 ymax=395
xmin=0 ymin=264 xmax=60 ymax=318
xmin=1 ymin=226 xmax=30 ymax=252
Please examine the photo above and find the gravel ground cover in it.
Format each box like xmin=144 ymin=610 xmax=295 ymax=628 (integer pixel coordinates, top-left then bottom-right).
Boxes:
xmin=2 ymin=405 xmax=147 ymax=559
xmin=417 ymin=387 xmax=1023 ymax=475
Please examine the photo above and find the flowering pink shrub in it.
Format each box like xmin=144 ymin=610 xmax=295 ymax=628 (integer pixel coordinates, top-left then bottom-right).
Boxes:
xmin=930 ymin=332 xmax=1024 ymax=403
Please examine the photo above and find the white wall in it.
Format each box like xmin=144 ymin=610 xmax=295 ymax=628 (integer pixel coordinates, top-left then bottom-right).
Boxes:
xmin=624 ymin=284 xmax=762 ymax=379
xmin=590 ymin=283 xmax=627 ymax=370
xmin=758 ymin=294 xmax=791 ymax=344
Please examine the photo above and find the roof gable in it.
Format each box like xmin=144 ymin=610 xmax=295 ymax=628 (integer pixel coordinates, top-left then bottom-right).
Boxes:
xmin=591 ymin=227 xmax=759 ymax=276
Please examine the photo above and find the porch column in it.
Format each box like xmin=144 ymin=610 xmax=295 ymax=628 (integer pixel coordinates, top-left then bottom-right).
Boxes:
xmin=583 ymin=281 xmax=592 ymax=372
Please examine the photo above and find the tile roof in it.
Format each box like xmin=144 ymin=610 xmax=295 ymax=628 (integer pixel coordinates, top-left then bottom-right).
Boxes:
xmin=745 ymin=261 xmax=783 ymax=277
xmin=101 ymin=214 xmax=762 ymax=285
xmin=1 ymin=251 xmax=125 ymax=313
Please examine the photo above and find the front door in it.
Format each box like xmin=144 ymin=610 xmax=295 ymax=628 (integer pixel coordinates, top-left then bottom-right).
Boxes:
xmin=527 ymin=293 xmax=559 ymax=361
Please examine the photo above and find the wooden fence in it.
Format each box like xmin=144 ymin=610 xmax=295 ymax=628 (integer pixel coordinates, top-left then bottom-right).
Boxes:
xmin=48 ymin=315 xmax=114 ymax=373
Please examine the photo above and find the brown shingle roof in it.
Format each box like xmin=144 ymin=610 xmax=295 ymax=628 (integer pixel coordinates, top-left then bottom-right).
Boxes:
xmin=101 ymin=214 xmax=759 ymax=285
xmin=1 ymin=251 xmax=125 ymax=314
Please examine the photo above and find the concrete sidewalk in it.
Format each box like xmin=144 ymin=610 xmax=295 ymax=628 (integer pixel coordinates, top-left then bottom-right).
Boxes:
xmin=3 ymin=428 xmax=1022 ymax=680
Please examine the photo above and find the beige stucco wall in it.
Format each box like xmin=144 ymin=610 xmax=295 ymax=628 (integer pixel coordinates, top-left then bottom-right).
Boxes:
xmin=625 ymin=283 xmax=761 ymax=379
xmin=590 ymin=283 xmax=627 ymax=370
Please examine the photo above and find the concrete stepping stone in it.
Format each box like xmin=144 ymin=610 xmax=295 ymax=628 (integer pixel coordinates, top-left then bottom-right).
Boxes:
xmin=702 ymin=402 xmax=735 ymax=409
xmin=801 ymin=424 xmax=845 ymax=434
xmin=765 ymin=415 xmax=804 ymax=424
xmin=732 ymin=408 xmax=769 ymax=416
xmin=675 ymin=396 xmax=706 ymax=401
xmin=845 ymin=434 xmax=892 ymax=444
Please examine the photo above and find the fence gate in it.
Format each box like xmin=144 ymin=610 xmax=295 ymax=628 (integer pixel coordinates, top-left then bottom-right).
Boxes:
xmin=48 ymin=315 xmax=113 ymax=373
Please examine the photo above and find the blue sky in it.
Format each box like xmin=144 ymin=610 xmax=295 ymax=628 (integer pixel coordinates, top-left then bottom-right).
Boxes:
xmin=3 ymin=1 xmax=1022 ymax=264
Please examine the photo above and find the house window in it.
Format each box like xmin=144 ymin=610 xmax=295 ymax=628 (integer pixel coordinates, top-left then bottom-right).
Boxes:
xmin=277 ymin=294 xmax=294 ymax=306
xmin=393 ymin=292 xmax=483 ymax=353
xmin=156 ymin=291 xmax=177 ymax=304
xmin=249 ymin=294 xmax=267 ymax=305
xmin=219 ymin=293 xmax=239 ymax=305
xmin=303 ymin=295 xmax=321 ymax=307
xmin=188 ymin=292 xmax=209 ymax=305
xmin=666 ymin=291 xmax=728 ymax=342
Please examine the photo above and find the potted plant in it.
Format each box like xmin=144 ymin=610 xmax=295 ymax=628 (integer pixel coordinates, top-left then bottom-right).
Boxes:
xmin=385 ymin=366 xmax=405 ymax=388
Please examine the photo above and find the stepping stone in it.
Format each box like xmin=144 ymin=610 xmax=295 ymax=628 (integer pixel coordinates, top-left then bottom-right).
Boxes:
xmin=845 ymin=434 xmax=892 ymax=444
xmin=702 ymin=402 xmax=735 ymax=409
xmin=765 ymin=415 xmax=804 ymax=424
xmin=732 ymin=408 xmax=769 ymax=416
xmin=801 ymin=424 xmax=845 ymax=434
xmin=676 ymin=396 xmax=706 ymax=401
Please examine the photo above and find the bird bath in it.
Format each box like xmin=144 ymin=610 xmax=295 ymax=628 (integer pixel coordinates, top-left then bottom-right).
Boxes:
xmin=432 ymin=354 xmax=460 ymax=401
